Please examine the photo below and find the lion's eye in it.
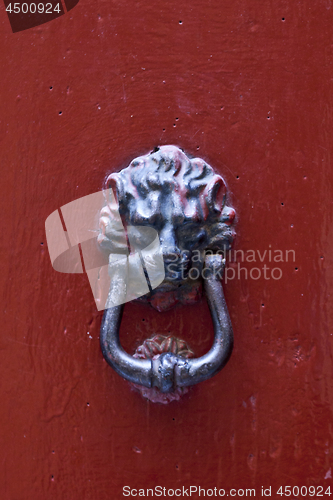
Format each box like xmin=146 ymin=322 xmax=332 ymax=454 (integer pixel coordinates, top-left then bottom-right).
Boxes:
xmin=177 ymin=225 xmax=207 ymax=250
xmin=127 ymin=226 xmax=158 ymax=251
xmin=197 ymin=232 xmax=206 ymax=245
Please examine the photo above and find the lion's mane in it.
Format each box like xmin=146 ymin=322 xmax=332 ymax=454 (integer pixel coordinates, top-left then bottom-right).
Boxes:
xmin=99 ymin=145 xmax=235 ymax=253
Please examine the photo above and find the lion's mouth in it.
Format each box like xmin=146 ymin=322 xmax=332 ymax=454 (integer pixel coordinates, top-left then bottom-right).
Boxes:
xmin=163 ymin=259 xmax=202 ymax=283
xmin=163 ymin=269 xmax=189 ymax=283
xmin=136 ymin=278 xmax=203 ymax=312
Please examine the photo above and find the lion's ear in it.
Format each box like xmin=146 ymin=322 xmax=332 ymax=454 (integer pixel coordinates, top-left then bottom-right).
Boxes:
xmin=203 ymin=175 xmax=227 ymax=217
xmin=103 ymin=174 xmax=122 ymax=222
xmin=106 ymin=173 xmax=119 ymax=201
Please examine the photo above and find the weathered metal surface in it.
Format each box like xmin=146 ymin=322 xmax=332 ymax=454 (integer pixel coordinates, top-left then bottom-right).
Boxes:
xmin=101 ymin=253 xmax=234 ymax=392
xmin=131 ymin=335 xmax=195 ymax=404
xmin=99 ymin=146 xmax=235 ymax=394
xmin=0 ymin=0 xmax=333 ymax=497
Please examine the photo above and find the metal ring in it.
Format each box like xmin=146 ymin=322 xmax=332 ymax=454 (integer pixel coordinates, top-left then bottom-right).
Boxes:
xmin=100 ymin=254 xmax=233 ymax=393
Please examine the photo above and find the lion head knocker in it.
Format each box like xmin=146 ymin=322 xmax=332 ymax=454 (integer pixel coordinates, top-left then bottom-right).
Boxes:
xmin=99 ymin=145 xmax=236 ymax=400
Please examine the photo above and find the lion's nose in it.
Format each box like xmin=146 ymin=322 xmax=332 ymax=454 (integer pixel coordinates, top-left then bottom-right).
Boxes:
xmin=159 ymin=224 xmax=181 ymax=262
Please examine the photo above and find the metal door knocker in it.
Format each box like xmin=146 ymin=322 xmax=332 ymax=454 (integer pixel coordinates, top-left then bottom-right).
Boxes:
xmin=99 ymin=145 xmax=235 ymax=401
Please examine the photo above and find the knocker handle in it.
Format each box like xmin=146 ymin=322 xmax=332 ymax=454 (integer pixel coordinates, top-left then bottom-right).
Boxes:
xmin=100 ymin=255 xmax=233 ymax=393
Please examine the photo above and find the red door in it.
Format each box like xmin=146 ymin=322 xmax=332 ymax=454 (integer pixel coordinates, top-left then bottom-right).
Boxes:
xmin=1 ymin=0 xmax=332 ymax=498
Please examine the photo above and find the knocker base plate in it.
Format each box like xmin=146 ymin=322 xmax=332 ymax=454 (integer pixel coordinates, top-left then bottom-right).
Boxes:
xmin=131 ymin=335 xmax=195 ymax=404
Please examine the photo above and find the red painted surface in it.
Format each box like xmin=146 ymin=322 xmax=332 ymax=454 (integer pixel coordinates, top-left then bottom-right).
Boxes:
xmin=0 ymin=0 xmax=333 ymax=498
